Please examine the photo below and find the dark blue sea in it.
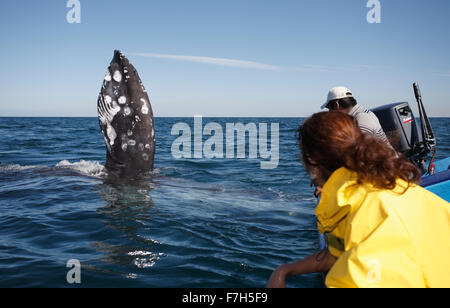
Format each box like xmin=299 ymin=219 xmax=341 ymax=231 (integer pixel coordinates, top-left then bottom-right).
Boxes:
xmin=0 ymin=117 xmax=449 ymax=288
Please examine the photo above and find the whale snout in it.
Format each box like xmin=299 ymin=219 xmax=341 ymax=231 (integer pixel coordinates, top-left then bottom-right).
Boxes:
xmin=112 ymin=50 xmax=125 ymax=64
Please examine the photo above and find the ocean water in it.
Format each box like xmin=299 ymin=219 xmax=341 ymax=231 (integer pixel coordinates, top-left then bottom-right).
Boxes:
xmin=0 ymin=117 xmax=448 ymax=288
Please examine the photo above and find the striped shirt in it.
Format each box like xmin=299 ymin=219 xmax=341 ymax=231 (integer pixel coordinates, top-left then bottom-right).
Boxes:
xmin=349 ymin=104 xmax=390 ymax=144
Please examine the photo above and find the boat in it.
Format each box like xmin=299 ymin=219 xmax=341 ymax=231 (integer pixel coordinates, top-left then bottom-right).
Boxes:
xmin=421 ymin=157 xmax=450 ymax=201
xmin=371 ymin=83 xmax=449 ymax=201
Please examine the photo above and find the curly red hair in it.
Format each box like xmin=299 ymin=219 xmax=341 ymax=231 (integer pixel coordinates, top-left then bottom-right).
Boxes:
xmin=298 ymin=112 xmax=420 ymax=190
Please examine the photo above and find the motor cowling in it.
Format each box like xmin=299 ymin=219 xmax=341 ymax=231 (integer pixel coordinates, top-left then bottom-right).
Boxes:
xmin=372 ymin=102 xmax=427 ymax=172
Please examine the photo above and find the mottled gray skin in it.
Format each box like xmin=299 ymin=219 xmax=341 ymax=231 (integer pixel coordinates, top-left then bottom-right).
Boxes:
xmin=97 ymin=50 xmax=155 ymax=178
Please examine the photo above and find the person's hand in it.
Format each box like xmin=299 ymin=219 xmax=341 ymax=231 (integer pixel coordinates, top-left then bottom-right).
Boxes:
xmin=266 ymin=265 xmax=288 ymax=288
xmin=314 ymin=186 xmax=322 ymax=198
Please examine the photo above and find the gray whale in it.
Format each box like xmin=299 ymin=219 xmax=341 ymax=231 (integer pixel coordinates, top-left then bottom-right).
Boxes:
xmin=97 ymin=50 xmax=155 ymax=177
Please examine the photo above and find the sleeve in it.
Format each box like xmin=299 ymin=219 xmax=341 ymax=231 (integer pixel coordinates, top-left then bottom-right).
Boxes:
xmin=324 ymin=211 xmax=425 ymax=288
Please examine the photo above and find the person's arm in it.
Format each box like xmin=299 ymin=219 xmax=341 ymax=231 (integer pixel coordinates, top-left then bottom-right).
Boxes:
xmin=266 ymin=249 xmax=336 ymax=288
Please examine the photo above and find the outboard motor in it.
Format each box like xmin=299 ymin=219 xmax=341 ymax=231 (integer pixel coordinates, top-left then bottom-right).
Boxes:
xmin=371 ymin=83 xmax=436 ymax=174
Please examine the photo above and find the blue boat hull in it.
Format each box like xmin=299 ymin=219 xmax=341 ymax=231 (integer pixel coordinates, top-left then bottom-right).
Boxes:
xmin=421 ymin=157 xmax=450 ymax=202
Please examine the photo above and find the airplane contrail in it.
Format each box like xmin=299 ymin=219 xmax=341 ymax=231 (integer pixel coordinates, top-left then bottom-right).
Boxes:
xmin=131 ymin=53 xmax=281 ymax=71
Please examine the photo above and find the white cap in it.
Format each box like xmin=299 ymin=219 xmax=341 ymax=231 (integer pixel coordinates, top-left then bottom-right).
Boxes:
xmin=321 ymin=87 xmax=354 ymax=109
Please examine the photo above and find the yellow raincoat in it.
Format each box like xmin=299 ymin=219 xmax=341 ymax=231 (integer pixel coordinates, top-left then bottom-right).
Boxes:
xmin=316 ymin=167 xmax=450 ymax=288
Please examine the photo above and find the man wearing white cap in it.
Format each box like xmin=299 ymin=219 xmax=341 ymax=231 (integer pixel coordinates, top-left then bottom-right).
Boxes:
xmin=322 ymin=87 xmax=390 ymax=144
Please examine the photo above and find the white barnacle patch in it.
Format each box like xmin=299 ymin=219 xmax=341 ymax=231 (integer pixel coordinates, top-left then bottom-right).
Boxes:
xmin=127 ymin=129 xmax=133 ymax=137
xmin=124 ymin=106 xmax=131 ymax=116
xmin=141 ymin=98 xmax=149 ymax=115
xmin=118 ymin=96 xmax=127 ymax=105
xmin=121 ymin=143 xmax=128 ymax=151
xmin=140 ymin=98 xmax=150 ymax=115
xmin=138 ymin=143 xmax=145 ymax=151
xmin=106 ymin=124 xmax=117 ymax=146
xmin=142 ymin=153 xmax=149 ymax=161
xmin=113 ymin=70 xmax=122 ymax=82
xmin=145 ymin=144 xmax=150 ymax=150
xmin=128 ymin=140 xmax=136 ymax=146
xmin=104 ymin=71 xmax=112 ymax=81
xmin=104 ymin=95 xmax=112 ymax=104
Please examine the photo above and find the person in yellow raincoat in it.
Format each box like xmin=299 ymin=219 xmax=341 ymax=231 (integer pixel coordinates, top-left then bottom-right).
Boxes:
xmin=267 ymin=111 xmax=450 ymax=288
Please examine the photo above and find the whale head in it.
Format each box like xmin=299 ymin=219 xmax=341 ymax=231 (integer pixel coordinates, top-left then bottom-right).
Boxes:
xmin=97 ymin=50 xmax=155 ymax=178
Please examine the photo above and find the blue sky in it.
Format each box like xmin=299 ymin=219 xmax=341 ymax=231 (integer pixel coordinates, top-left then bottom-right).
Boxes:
xmin=0 ymin=0 xmax=449 ymax=117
